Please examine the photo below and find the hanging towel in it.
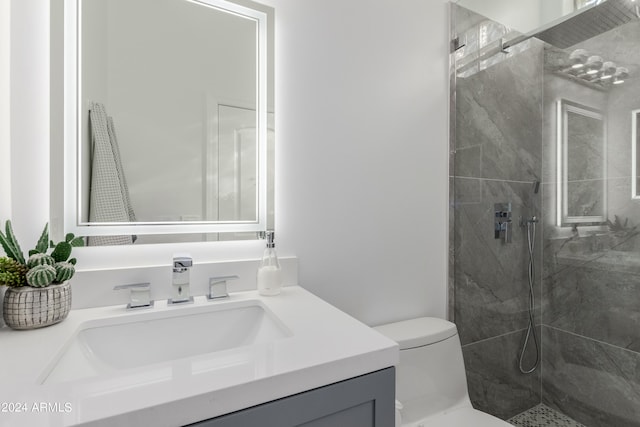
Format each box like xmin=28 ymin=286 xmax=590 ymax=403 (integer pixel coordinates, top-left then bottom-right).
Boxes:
xmin=87 ymin=102 xmax=136 ymax=246
xmin=106 ymin=116 xmax=136 ymax=223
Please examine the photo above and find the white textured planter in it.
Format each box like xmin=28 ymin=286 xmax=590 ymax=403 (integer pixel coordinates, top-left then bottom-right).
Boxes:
xmin=2 ymin=282 xmax=71 ymax=330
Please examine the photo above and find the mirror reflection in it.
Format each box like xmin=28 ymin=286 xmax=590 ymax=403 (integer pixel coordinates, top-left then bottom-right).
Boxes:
xmin=557 ymin=99 xmax=607 ymax=225
xmin=63 ymin=0 xmax=273 ymax=244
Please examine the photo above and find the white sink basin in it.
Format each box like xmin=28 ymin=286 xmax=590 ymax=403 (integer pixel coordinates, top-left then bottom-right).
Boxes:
xmin=41 ymin=299 xmax=291 ymax=384
xmin=1 ymin=286 xmax=399 ymax=426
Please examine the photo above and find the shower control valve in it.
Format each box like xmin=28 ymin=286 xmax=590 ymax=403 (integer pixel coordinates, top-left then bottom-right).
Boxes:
xmin=494 ymin=203 xmax=512 ymax=243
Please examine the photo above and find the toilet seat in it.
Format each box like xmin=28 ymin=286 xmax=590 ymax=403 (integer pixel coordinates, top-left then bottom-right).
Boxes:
xmin=401 ymin=406 xmax=511 ymax=427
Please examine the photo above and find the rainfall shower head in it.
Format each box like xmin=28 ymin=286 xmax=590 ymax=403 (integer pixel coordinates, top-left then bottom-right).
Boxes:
xmin=531 ymin=0 xmax=639 ymax=49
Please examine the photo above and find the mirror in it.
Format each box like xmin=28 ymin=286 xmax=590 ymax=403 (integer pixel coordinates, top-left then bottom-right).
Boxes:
xmin=633 ymin=109 xmax=640 ymax=199
xmin=56 ymin=0 xmax=274 ymax=244
xmin=557 ymin=99 xmax=607 ymax=226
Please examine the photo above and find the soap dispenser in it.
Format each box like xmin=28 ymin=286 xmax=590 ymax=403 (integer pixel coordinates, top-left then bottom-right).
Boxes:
xmin=257 ymin=230 xmax=283 ymax=296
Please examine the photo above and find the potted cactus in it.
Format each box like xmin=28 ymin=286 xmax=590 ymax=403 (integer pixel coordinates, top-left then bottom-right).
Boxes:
xmin=0 ymin=221 xmax=84 ymax=330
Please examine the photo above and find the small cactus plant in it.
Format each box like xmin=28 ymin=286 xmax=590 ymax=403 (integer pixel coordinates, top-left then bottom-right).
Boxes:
xmin=0 ymin=221 xmax=83 ymax=289
xmin=0 ymin=220 xmax=25 ymax=265
xmin=26 ymin=264 xmax=56 ymax=287
xmin=27 ymin=253 xmax=56 ymax=269
xmin=54 ymin=262 xmax=75 ymax=283
xmin=28 ymin=223 xmax=50 ymax=257
xmin=50 ymin=233 xmax=84 ymax=263
xmin=0 ymin=257 xmax=28 ymax=287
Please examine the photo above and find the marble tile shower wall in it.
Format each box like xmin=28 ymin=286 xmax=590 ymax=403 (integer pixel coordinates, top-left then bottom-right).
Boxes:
xmin=540 ymin=21 xmax=640 ymax=426
xmin=453 ymin=6 xmax=640 ymax=426
xmin=452 ymin=26 xmax=544 ymax=419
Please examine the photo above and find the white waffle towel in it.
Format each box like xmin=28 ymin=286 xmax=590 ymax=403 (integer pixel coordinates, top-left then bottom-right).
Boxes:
xmin=88 ymin=102 xmax=136 ymax=246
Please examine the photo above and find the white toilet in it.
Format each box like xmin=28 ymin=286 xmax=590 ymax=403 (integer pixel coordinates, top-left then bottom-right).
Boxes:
xmin=374 ymin=317 xmax=512 ymax=427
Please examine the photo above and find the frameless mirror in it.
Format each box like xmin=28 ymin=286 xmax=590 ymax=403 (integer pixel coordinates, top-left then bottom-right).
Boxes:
xmin=557 ymin=99 xmax=607 ymax=226
xmin=53 ymin=0 xmax=274 ymax=245
xmin=632 ymin=109 xmax=640 ymax=199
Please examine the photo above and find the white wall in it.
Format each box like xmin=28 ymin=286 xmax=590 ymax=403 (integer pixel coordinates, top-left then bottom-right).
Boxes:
xmin=9 ymin=0 xmax=50 ymax=248
xmin=269 ymin=0 xmax=449 ymax=325
xmin=0 ymin=0 xmax=10 ymax=318
xmin=8 ymin=0 xmax=449 ymax=326
xmin=0 ymin=0 xmax=11 ymax=221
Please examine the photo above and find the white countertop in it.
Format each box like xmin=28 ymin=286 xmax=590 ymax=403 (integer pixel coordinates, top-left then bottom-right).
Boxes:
xmin=0 ymin=286 xmax=398 ymax=426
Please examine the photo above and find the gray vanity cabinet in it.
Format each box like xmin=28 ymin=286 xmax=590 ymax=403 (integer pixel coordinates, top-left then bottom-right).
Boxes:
xmin=189 ymin=367 xmax=395 ymax=427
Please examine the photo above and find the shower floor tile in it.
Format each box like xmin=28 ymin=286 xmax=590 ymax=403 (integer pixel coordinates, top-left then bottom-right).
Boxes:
xmin=508 ymin=404 xmax=586 ymax=427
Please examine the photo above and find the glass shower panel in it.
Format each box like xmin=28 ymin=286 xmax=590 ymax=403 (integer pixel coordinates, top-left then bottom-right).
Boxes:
xmin=451 ymin=1 xmax=640 ymax=425
xmin=541 ymin=13 xmax=640 ymax=427
xmin=450 ymin=3 xmax=543 ymax=421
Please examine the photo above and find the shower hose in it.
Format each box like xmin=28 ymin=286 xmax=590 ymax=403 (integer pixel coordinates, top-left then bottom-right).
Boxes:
xmin=518 ymin=217 xmax=540 ymax=374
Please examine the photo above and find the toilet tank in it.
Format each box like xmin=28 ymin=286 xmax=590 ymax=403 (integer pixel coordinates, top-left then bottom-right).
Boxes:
xmin=374 ymin=317 xmax=471 ymax=419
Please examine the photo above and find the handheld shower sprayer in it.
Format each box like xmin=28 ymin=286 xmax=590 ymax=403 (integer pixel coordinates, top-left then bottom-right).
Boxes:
xmin=518 ymin=180 xmax=541 ymax=374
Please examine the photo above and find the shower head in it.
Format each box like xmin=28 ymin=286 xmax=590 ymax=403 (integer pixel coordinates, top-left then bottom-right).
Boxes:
xmin=530 ymin=0 xmax=639 ymax=49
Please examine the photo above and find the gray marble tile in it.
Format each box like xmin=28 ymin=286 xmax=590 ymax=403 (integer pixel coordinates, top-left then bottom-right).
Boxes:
xmin=566 ymin=112 xmax=605 ymax=181
xmin=543 ymin=264 xmax=640 ymax=353
xmin=452 ymin=14 xmax=640 ymax=427
xmin=452 ymin=4 xmax=489 ymax=36
xmin=463 ymin=329 xmax=541 ymax=420
xmin=542 ymin=326 xmax=640 ymax=427
xmin=606 ymin=73 xmax=640 ymax=182
xmin=450 ymin=45 xmax=457 ymax=180
xmin=452 ymin=5 xmax=534 ymax=81
xmin=572 ymin=20 xmax=640 ymax=73
xmin=449 ymin=176 xmax=456 ymax=322
xmin=566 ymin=179 xmax=606 ymax=218
xmin=454 ymin=145 xmax=482 ymax=178
xmin=455 ymin=43 xmax=543 ymax=182
xmin=452 ymin=176 xmax=483 ymax=207
xmin=606 ymin=82 xmax=638 ymax=181
xmin=541 ymin=64 xmax=607 ymax=189
xmin=607 ymin=177 xmax=640 ymax=230
xmin=539 ymin=182 xmax=558 ymax=243
xmin=454 ymin=178 xmax=542 ymax=344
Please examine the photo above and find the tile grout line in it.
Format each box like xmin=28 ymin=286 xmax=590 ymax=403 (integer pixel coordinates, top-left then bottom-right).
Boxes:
xmin=450 ymin=176 xmax=539 ymax=184
xmin=461 ymin=327 xmax=530 ymax=348
xmin=541 ymin=324 xmax=640 ymax=358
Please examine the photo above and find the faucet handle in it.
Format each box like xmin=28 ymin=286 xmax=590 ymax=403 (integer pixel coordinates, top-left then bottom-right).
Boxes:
xmin=208 ymin=275 xmax=238 ymax=300
xmin=113 ymin=282 xmax=154 ymax=309
xmin=173 ymin=256 xmax=193 ymax=271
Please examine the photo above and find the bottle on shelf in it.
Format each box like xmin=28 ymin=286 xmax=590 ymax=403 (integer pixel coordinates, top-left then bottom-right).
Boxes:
xmin=257 ymin=230 xmax=282 ymax=296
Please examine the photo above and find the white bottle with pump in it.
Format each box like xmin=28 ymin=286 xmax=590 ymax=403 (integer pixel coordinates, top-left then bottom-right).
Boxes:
xmin=257 ymin=231 xmax=282 ymax=296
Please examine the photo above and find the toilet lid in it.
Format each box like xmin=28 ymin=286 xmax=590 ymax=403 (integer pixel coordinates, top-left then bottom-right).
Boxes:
xmin=374 ymin=317 xmax=458 ymax=350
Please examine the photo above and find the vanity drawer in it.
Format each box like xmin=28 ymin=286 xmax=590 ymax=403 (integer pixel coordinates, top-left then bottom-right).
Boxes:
xmin=190 ymin=367 xmax=395 ymax=427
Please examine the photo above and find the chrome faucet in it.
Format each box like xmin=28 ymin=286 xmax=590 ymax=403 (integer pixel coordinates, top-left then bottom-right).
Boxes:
xmin=170 ymin=255 xmax=193 ymax=304
xmin=208 ymin=275 xmax=238 ymax=300
xmin=114 ymin=282 xmax=153 ymax=310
